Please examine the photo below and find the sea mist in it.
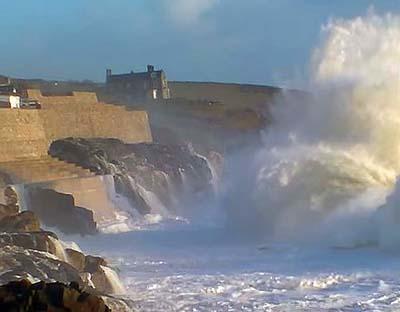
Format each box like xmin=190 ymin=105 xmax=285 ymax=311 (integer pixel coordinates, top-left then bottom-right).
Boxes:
xmin=224 ymin=11 xmax=400 ymax=248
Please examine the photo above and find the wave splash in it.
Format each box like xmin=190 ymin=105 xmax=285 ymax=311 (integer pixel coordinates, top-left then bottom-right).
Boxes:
xmin=224 ymin=11 xmax=400 ymax=247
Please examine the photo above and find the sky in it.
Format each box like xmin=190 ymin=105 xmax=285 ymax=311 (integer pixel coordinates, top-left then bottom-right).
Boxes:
xmin=1 ymin=0 xmax=399 ymax=87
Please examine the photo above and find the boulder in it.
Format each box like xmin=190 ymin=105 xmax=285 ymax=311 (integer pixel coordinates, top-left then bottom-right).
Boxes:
xmin=102 ymin=296 xmax=134 ymax=312
xmin=0 ymin=279 xmax=111 ymax=312
xmin=91 ymin=266 xmax=125 ymax=295
xmin=0 ymin=246 xmax=83 ymax=287
xmin=66 ymin=248 xmax=86 ymax=272
xmin=0 ymin=186 xmax=20 ymax=220
xmin=0 ymin=203 xmax=19 ymax=220
xmin=0 ymin=231 xmax=59 ymax=255
xmin=4 ymin=186 xmax=18 ymax=206
xmin=84 ymin=255 xmax=108 ymax=274
xmin=84 ymin=256 xmax=125 ymax=295
xmin=0 ymin=211 xmax=41 ymax=232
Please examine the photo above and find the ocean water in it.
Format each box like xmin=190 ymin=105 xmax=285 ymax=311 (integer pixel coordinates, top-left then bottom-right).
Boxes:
xmin=78 ymin=227 xmax=400 ymax=311
xmin=76 ymin=11 xmax=400 ymax=311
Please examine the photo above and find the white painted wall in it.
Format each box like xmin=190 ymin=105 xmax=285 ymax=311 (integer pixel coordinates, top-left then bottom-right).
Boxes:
xmin=0 ymin=95 xmax=20 ymax=108
xmin=9 ymin=95 xmax=21 ymax=108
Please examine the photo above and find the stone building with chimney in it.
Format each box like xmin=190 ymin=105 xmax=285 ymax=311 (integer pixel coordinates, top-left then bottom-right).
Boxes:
xmin=105 ymin=65 xmax=170 ymax=100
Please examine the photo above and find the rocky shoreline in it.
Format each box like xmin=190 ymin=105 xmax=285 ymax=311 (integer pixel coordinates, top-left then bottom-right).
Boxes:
xmin=0 ymin=280 xmax=110 ymax=311
xmin=49 ymin=138 xmax=220 ymax=223
xmin=0 ymin=186 xmax=132 ymax=311
xmin=0 ymin=139 xmax=222 ymax=311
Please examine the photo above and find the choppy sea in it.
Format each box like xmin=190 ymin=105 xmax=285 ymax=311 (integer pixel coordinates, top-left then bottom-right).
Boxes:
xmin=76 ymin=225 xmax=400 ymax=312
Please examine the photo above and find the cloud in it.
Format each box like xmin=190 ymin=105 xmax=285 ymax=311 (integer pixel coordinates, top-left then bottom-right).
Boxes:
xmin=164 ymin=0 xmax=219 ymax=26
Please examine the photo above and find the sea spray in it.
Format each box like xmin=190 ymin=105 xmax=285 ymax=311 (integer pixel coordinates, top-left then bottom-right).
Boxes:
xmin=48 ymin=236 xmax=68 ymax=262
xmin=193 ymin=152 xmax=220 ymax=193
xmin=100 ymin=265 xmax=126 ymax=295
xmin=224 ymin=11 xmax=400 ymax=246
xmin=376 ymin=180 xmax=400 ymax=249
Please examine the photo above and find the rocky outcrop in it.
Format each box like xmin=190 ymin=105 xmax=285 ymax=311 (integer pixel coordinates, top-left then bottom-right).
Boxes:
xmin=0 ymin=202 xmax=18 ymax=220
xmin=0 ymin=279 xmax=110 ymax=312
xmin=102 ymin=295 xmax=134 ymax=312
xmin=49 ymin=138 xmax=216 ymax=217
xmin=84 ymin=255 xmax=108 ymax=273
xmin=0 ymin=246 xmax=83 ymax=286
xmin=65 ymin=250 xmax=125 ymax=294
xmin=26 ymin=188 xmax=97 ymax=235
xmin=65 ymin=248 xmax=86 ymax=272
xmin=0 ymin=211 xmax=41 ymax=232
xmin=0 ymin=187 xmax=126 ymax=303
xmin=0 ymin=186 xmax=19 ymax=219
xmin=0 ymin=232 xmax=65 ymax=259
xmin=0 ymin=187 xmax=42 ymax=233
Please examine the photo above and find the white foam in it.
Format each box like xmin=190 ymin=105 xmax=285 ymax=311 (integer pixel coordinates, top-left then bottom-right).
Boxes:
xmin=224 ymin=11 xmax=400 ymax=246
xmin=100 ymin=265 xmax=126 ymax=295
xmin=61 ymin=240 xmax=82 ymax=253
xmin=47 ymin=236 xmax=67 ymax=262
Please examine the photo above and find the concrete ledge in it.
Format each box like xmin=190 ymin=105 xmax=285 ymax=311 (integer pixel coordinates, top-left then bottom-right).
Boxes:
xmin=13 ymin=175 xmax=121 ymax=226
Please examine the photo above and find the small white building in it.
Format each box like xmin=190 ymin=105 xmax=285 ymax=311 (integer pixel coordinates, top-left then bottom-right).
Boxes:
xmin=0 ymin=94 xmax=21 ymax=108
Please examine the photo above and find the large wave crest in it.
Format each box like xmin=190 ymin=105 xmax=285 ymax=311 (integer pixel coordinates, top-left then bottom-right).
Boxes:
xmin=224 ymin=11 xmax=400 ymax=248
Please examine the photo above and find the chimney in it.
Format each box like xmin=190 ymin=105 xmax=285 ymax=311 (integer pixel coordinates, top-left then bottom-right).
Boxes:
xmin=106 ymin=69 xmax=112 ymax=83
xmin=147 ymin=65 xmax=154 ymax=73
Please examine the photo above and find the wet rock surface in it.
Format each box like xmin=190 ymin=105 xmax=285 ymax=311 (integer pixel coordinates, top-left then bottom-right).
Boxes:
xmin=0 ymin=187 xmax=127 ymax=309
xmin=0 ymin=203 xmax=19 ymax=220
xmin=0 ymin=211 xmax=41 ymax=233
xmin=49 ymin=138 xmax=216 ymax=217
xmin=85 ymin=255 xmax=108 ymax=273
xmin=0 ymin=279 xmax=110 ymax=312
xmin=65 ymin=248 xmax=86 ymax=272
xmin=0 ymin=186 xmax=20 ymax=220
xmin=0 ymin=246 xmax=83 ymax=286
xmin=0 ymin=232 xmax=61 ymax=257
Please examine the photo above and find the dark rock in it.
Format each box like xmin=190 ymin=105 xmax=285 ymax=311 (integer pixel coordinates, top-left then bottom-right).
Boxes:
xmin=49 ymin=138 xmax=214 ymax=216
xmin=26 ymin=188 xmax=97 ymax=236
xmin=114 ymin=174 xmax=151 ymax=214
xmin=102 ymin=295 xmax=134 ymax=312
xmin=84 ymin=255 xmax=108 ymax=274
xmin=0 ymin=203 xmax=19 ymax=220
xmin=0 ymin=232 xmax=66 ymax=259
xmin=0 ymin=279 xmax=110 ymax=312
xmin=0 ymin=211 xmax=41 ymax=232
xmin=0 ymin=246 xmax=83 ymax=287
xmin=0 ymin=240 xmax=124 ymax=296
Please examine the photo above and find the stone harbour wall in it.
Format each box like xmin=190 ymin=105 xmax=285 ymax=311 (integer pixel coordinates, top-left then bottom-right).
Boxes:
xmin=0 ymin=90 xmax=152 ymax=162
